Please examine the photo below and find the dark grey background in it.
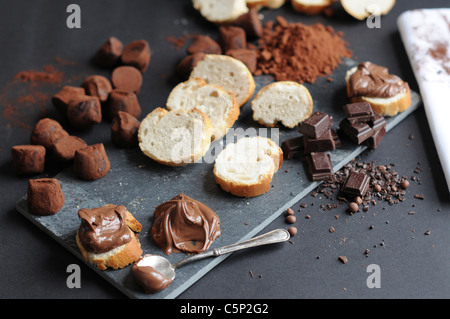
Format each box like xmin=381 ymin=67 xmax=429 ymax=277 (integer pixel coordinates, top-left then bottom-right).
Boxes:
xmin=0 ymin=0 xmax=449 ymax=299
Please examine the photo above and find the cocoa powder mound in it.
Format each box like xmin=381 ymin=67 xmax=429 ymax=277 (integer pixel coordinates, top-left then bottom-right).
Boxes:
xmin=255 ymin=16 xmax=352 ymax=83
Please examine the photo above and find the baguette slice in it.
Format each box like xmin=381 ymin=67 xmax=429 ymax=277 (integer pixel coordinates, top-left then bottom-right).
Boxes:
xmin=214 ymin=136 xmax=283 ymax=197
xmin=166 ymin=77 xmax=240 ymax=141
xmin=138 ymin=107 xmax=213 ymax=166
xmin=291 ymin=0 xmax=334 ymax=15
xmin=345 ymin=66 xmax=411 ymax=117
xmin=252 ymin=81 xmax=313 ymax=128
xmin=190 ymin=54 xmax=255 ymax=108
xmin=193 ymin=0 xmax=249 ymax=24
xmin=246 ymin=0 xmax=286 ymax=9
xmin=76 ymin=207 xmax=143 ymax=271
xmin=341 ymin=0 xmax=396 ymax=20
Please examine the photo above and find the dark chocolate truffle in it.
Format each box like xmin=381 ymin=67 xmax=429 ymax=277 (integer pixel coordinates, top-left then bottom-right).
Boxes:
xmin=52 ymin=135 xmax=88 ymax=162
xmin=175 ymin=52 xmax=206 ymax=80
xmin=111 ymin=66 xmax=143 ymax=94
xmin=94 ymin=36 xmax=123 ymax=69
xmin=187 ymin=35 xmax=221 ymax=55
xmin=81 ymin=75 xmax=113 ymax=103
xmin=74 ymin=143 xmax=111 ymax=180
xmin=27 ymin=178 xmax=65 ymax=215
xmin=111 ymin=111 xmax=140 ymax=148
xmin=52 ymin=86 xmax=86 ymax=115
xmin=11 ymin=145 xmax=46 ymax=175
xmin=30 ymin=118 xmax=69 ymax=150
xmin=66 ymin=96 xmax=102 ymax=129
xmin=218 ymin=26 xmax=247 ymax=52
xmin=105 ymin=89 xmax=141 ymax=120
xmin=121 ymin=40 xmax=151 ymax=73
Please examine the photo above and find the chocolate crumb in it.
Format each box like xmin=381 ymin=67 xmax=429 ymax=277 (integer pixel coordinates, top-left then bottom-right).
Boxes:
xmin=338 ymin=256 xmax=348 ymax=264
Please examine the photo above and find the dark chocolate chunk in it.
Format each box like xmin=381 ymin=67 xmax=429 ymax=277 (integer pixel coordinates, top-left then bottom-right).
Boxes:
xmin=364 ymin=126 xmax=386 ymax=150
xmin=281 ymin=136 xmax=303 ymax=159
xmin=339 ymin=119 xmax=374 ymax=145
xmin=331 ymin=129 xmax=342 ymax=148
xmin=343 ymin=102 xmax=374 ymax=124
xmin=306 ymin=152 xmax=333 ymax=181
xmin=341 ymin=171 xmax=370 ymax=198
xmin=298 ymin=111 xmax=333 ymax=139
xmin=303 ymin=129 xmax=336 ymax=154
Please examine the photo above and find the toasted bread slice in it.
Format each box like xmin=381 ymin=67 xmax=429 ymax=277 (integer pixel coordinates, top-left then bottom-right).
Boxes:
xmin=76 ymin=208 xmax=143 ymax=271
xmin=167 ymin=78 xmax=239 ymax=141
xmin=251 ymin=81 xmax=313 ymax=128
xmin=291 ymin=0 xmax=334 ymax=15
xmin=190 ymin=54 xmax=255 ymax=108
xmin=138 ymin=107 xmax=213 ymax=166
xmin=193 ymin=0 xmax=249 ymax=23
xmin=341 ymin=0 xmax=396 ymax=20
xmin=345 ymin=66 xmax=411 ymax=116
xmin=214 ymin=136 xmax=283 ymax=197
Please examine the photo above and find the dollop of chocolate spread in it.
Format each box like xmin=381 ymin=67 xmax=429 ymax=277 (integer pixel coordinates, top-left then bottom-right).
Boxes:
xmin=77 ymin=205 xmax=132 ymax=254
xmin=151 ymin=194 xmax=221 ymax=255
xmin=348 ymin=62 xmax=409 ymax=98
xmin=132 ymin=255 xmax=173 ymax=293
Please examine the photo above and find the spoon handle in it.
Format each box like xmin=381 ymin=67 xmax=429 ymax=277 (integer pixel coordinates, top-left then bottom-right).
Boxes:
xmin=173 ymin=229 xmax=290 ymax=269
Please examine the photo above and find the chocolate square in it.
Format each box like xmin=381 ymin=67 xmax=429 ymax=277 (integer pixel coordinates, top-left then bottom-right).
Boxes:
xmin=368 ymin=112 xmax=386 ymax=132
xmin=305 ymin=152 xmax=333 ymax=181
xmin=298 ymin=111 xmax=333 ymax=139
xmin=341 ymin=171 xmax=370 ymax=198
xmin=281 ymin=136 xmax=303 ymax=160
xmin=339 ymin=119 xmax=374 ymax=145
xmin=364 ymin=126 xmax=386 ymax=149
xmin=303 ymin=129 xmax=336 ymax=154
xmin=343 ymin=102 xmax=374 ymax=124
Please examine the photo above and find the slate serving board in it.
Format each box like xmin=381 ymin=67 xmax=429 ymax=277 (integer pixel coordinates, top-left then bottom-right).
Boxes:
xmin=15 ymin=58 xmax=421 ymax=299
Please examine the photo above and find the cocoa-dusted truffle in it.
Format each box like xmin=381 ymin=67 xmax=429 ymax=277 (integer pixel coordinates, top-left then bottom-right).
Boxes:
xmin=31 ymin=118 xmax=69 ymax=149
xmin=218 ymin=25 xmax=247 ymax=52
xmin=175 ymin=52 xmax=206 ymax=80
xmin=105 ymin=89 xmax=141 ymax=120
xmin=52 ymin=86 xmax=86 ymax=115
xmin=74 ymin=143 xmax=110 ymax=180
xmin=232 ymin=7 xmax=263 ymax=38
xmin=52 ymin=135 xmax=88 ymax=162
xmin=111 ymin=111 xmax=140 ymax=148
xmin=66 ymin=95 xmax=102 ymax=129
xmin=27 ymin=178 xmax=65 ymax=215
xmin=11 ymin=145 xmax=46 ymax=175
xmin=226 ymin=49 xmax=257 ymax=73
xmin=111 ymin=66 xmax=143 ymax=94
xmin=121 ymin=40 xmax=151 ymax=73
xmin=187 ymin=35 xmax=221 ymax=55
xmin=94 ymin=36 xmax=123 ymax=69
xmin=81 ymin=75 xmax=113 ymax=103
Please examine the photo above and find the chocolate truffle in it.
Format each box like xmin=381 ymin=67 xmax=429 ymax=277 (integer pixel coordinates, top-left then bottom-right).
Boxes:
xmin=66 ymin=96 xmax=102 ymax=129
xmin=175 ymin=52 xmax=206 ymax=80
xmin=74 ymin=143 xmax=110 ymax=180
xmin=232 ymin=7 xmax=263 ymax=38
xmin=81 ymin=75 xmax=113 ymax=103
xmin=105 ymin=89 xmax=141 ymax=120
xmin=187 ymin=35 xmax=221 ymax=55
xmin=30 ymin=118 xmax=69 ymax=150
xmin=94 ymin=36 xmax=123 ymax=69
xmin=111 ymin=66 xmax=143 ymax=94
xmin=11 ymin=145 xmax=46 ymax=175
xmin=52 ymin=135 xmax=88 ymax=162
xmin=218 ymin=26 xmax=247 ymax=52
xmin=52 ymin=86 xmax=86 ymax=115
xmin=111 ymin=111 xmax=140 ymax=148
xmin=226 ymin=49 xmax=257 ymax=73
xmin=27 ymin=178 xmax=65 ymax=215
xmin=121 ymin=40 xmax=151 ymax=73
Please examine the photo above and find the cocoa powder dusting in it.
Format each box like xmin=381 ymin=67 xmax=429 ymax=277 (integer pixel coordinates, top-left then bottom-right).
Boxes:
xmin=255 ymin=16 xmax=352 ymax=83
xmin=14 ymin=65 xmax=63 ymax=87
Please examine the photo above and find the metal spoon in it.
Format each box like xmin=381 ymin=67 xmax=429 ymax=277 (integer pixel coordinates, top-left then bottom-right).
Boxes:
xmin=141 ymin=228 xmax=291 ymax=282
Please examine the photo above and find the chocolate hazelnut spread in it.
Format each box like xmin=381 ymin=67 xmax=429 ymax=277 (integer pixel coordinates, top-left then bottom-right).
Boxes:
xmin=348 ymin=62 xmax=409 ymax=98
xmin=132 ymin=255 xmax=173 ymax=293
xmin=77 ymin=205 xmax=132 ymax=254
xmin=151 ymin=194 xmax=221 ymax=255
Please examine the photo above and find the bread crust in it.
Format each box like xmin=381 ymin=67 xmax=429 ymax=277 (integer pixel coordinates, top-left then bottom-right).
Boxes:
xmin=76 ymin=207 xmax=143 ymax=271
